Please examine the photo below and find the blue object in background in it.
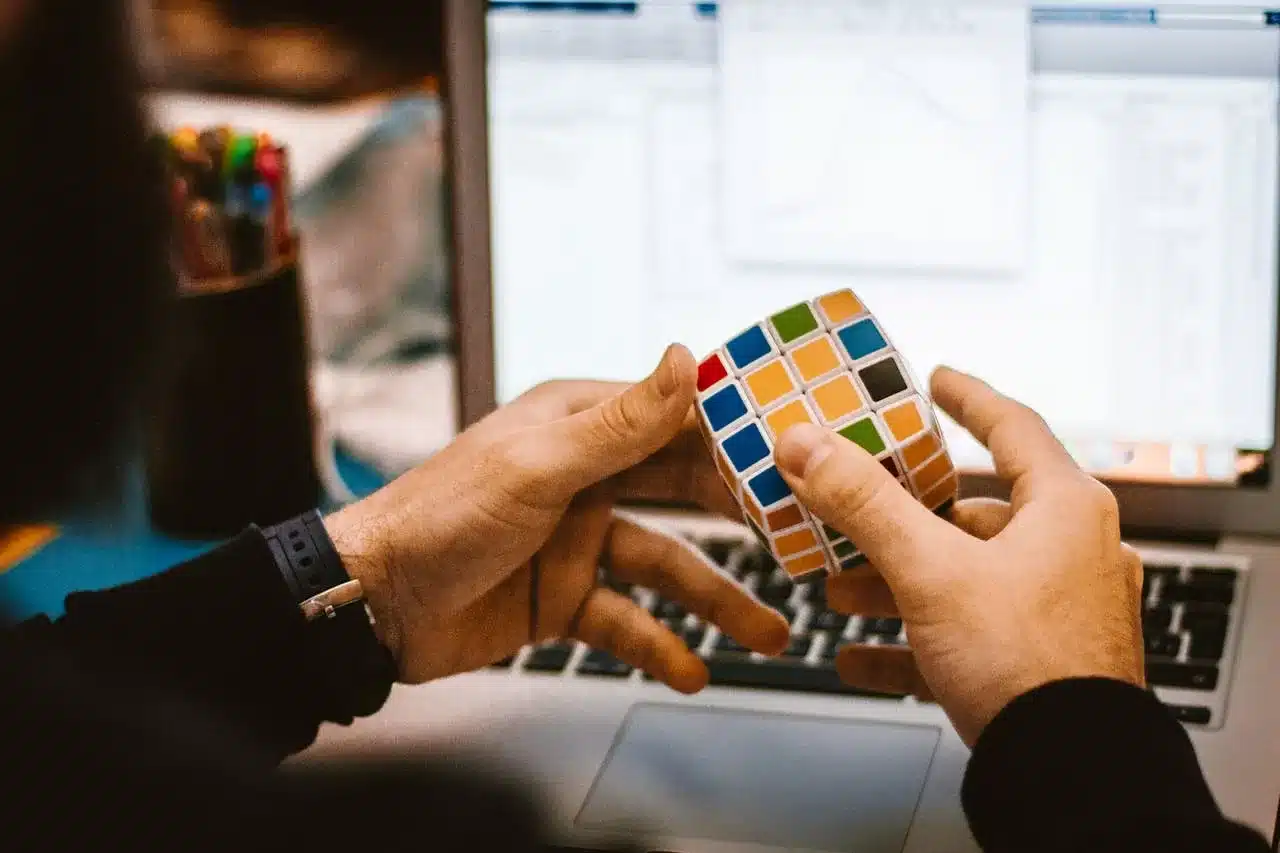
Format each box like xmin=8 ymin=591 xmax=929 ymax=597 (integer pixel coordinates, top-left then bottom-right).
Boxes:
xmin=0 ymin=450 xmax=386 ymax=621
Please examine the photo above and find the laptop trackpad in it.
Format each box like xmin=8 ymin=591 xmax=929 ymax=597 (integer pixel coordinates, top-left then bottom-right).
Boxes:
xmin=575 ymin=703 xmax=941 ymax=852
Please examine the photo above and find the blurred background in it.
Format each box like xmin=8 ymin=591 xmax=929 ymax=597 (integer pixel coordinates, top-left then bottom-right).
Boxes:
xmin=148 ymin=0 xmax=455 ymax=489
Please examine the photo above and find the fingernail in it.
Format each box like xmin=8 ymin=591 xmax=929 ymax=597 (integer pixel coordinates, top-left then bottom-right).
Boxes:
xmin=655 ymin=345 xmax=681 ymax=398
xmin=776 ymin=424 xmax=832 ymax=478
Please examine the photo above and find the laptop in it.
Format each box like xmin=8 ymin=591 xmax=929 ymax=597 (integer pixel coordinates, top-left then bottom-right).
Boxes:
xmin=303 ymin=2 xmax=1280 ymax=850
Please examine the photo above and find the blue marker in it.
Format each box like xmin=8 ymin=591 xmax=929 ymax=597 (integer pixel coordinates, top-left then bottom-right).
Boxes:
xmin=250 ymin=182 xmax=273 ymax=221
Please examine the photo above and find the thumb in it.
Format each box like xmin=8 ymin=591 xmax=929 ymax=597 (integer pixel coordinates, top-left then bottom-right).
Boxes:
xmin=775 ymin=423 xmax=960 ymax=583
xmin=517 ymin=344 xmax=697 ymax=503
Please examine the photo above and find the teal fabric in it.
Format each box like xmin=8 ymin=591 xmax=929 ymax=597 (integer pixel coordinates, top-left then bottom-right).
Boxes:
xmin=0 ymin=452 xmax=386 ymax=621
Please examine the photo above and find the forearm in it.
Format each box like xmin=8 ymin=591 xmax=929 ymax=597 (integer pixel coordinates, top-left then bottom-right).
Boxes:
xmin=963 ymin=678 xmax=1271 ymax=853
xmin=5 ymin=525 xmax=393 ymax=763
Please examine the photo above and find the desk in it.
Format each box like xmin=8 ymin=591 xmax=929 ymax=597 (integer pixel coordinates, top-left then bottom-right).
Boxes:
xmin=0 ymin=451 xmax=386 ymax=621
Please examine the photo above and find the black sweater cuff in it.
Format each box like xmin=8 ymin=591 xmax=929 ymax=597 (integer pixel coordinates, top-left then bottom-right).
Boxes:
xmin=962 ymin=677 xmax=1267 ymax=852
xmin=41 ymin=527 xmax=393 ymax=761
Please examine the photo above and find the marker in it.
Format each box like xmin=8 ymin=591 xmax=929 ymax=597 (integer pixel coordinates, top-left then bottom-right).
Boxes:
xmin=198 ymin=128 xmax=228 ymax=200
xmin=226 ymin=133 xmax=258 ymax=180
xmin=255 ymin=143 xmax=282 ymax=185
xmin=171 ymin=126 xmax=199 ymax=155
xmin=224 ymin=181 xmax=250 ymax=218
xmin=271 ymin=145 xmax=294 ymax=255
xmin=250 ymin=182 xmax=273 ymax=222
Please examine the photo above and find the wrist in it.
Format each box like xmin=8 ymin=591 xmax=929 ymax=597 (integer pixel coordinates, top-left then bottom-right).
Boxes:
xmin=324 ymin=505 xmax=402 ymax=669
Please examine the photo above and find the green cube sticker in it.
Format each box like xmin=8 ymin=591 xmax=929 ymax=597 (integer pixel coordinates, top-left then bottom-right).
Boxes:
xmin=833 ymin=539 xmax=858 ymax=559
xmin=838 ymin=418 xmax=887 ymax=455
xmin=822 ymin=524 xmax=842 ymax=542
xmin=771 ymin=303 xmax=819 ymax=343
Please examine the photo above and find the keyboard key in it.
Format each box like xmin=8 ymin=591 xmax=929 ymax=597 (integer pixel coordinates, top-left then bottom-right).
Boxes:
xmin=1164 ymin=582 xmax=1234 ymax=607
xmin=704 ymin=538 xmax=737 ymax=567
xmin=655 ymin=600 xmax=687 ymax=621
xmin=776 ymin=604 xmax=799 ymax=625
xmin=1181 ymin=606 xmax=1229 ymax=635
xmin=1189 ymin=567 xmax=1237 ymax=586
xmin=1143 ymin=564 xmax=1179 ymax=579
xmin=861 ymin=617 xmax=903 ymax=640
xmin=809 ymin=610 xmax=849 ymax=633
xmin=1143 ymin=605 xmax=1173 ymax=635
xmin=705 ymin=658 xmax=902 ymax=698
xmin=1167 ymin=705 xmax=1212 ymax=725
xmin=783 ymin=636 xmax=812 ymax=659
xmin=577 ymin=650 xmax=632 ymax=678
xmin=1144 ymin=633 xmax=1181 ymax=659
xmin=758 ymin=575 xmax=793 ymax=607
xmin=525 ymin=645 xmax=573 ymax=673
xmin=820 ymin=632 xmax=846 ymax=660
xmin=682 ymin=625 xmax=707 ymax=651
xmin=805 ymin=581 xmax=828 ymax=608
xmin=1147 ymin=662 xmax=1219 ymax=691
xmin=1188 ymin=629 xmax=1228 ymax=662
xmin=739 ymin=549 xmax=777 ymax=578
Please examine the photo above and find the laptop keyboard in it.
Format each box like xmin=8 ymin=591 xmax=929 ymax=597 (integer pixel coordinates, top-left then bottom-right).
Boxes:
xmin=494 ymin=534 xmax=1248 ymax=728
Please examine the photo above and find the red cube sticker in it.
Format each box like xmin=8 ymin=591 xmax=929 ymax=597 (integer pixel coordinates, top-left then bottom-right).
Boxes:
xmin=697 ymin=353 xmax=729 ymax=392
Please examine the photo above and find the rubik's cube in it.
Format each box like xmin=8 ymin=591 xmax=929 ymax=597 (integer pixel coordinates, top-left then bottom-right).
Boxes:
xmin=695 ymin=290 xmax=957 ymax=582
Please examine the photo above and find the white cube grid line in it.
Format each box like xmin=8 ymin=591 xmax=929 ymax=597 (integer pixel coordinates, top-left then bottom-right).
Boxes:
xmin=695 ymin=289 xmax=958 ymax=582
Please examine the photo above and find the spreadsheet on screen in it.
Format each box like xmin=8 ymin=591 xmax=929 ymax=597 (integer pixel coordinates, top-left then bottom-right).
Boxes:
xmin=485 ymin=1 xmax=1280 ymax=484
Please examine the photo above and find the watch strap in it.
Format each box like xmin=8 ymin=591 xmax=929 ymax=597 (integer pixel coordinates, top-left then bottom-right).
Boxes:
xmin=261 ymin=510 xmax=346 ymax=605
xmin=259 ymin=510 xmax=397 ymax=721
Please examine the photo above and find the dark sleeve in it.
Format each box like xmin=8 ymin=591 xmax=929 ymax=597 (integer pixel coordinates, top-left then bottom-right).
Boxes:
xmin=0 ymin=530 xmax=557 ymax=852
xmin=6 ymin=527 xmax=390 ymax=763
xmin=962 ymin=678 xmax=1273 ymax=853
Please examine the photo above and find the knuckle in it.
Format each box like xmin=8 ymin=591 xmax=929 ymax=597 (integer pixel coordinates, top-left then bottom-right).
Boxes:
xmin=828 ymin=472 xmax=894 ymax=522
xmin=522 ymin=379 xmax=561 ymax=406
xmin=1080 ymin=478 xmax=1121 ymax=524
xmin=493 ymin=435 xmax=545 ymax=488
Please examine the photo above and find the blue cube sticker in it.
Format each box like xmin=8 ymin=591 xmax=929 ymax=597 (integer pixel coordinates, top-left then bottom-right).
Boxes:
xmin=748 ymin=466 xmax=792 ymax=507
xmin=726 ymin=326 xmax=773 ymax=371
xmin=837 ymin=319 xmax=888 ymax=363
xmin=722 ymin=424 xmax=770 ymax=473
xmin=702 ymin=385 xmax=749 ymax=432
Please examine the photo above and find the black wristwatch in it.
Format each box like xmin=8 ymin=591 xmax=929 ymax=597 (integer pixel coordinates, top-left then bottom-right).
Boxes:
xmin=260 ymin=510 xmax=396 ymax=721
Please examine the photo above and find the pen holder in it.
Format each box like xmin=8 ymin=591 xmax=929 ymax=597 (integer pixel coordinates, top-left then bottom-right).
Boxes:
xmin=144 ymin=249 xmax=323 ymax=539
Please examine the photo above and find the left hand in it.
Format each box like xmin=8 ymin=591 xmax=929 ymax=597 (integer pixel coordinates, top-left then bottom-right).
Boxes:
xmin=325 ymin=345 xmax=790 ymax=691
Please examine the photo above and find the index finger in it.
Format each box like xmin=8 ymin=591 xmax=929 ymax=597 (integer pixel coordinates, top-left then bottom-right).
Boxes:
xmin=605 ymin=515 xmax=791 ymax=656
xmin=929 ymin=367 xmax=1080 ymax=498
xmin=609 ymin=420 xmax=743 ymax=518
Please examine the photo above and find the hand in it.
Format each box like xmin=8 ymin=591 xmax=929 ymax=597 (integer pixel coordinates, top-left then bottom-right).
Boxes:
xmin=773 ymin=367 xmax=1145 ymax=746
xmin=324 ymin=345 xmax=789 ymax=691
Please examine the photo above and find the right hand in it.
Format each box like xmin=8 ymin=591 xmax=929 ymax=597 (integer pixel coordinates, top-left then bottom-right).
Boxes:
xmin=774 ymin=367 xmax=1146 ymax=746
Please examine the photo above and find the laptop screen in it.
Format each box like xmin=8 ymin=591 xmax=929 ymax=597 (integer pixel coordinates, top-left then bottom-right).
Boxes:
xmin=484 ymin=1 xmax=1280 ymax=489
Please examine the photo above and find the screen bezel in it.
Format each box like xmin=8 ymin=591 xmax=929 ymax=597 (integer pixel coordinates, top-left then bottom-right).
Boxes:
xmin=442 ymin=1 xmax=1280 ymax=539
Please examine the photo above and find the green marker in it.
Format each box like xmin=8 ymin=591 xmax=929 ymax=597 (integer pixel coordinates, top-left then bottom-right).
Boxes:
xmin=226 ymin=134 xmax=258 ymax=180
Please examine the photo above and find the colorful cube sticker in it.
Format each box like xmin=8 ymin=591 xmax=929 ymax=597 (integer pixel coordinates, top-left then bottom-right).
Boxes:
xmin=694 ymin=289 xmax=957 ymax=580
xmin=788 ymin=336 xmax=843 ymax=386
xmin=725 ymin=325 xmax=776 ymax=373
